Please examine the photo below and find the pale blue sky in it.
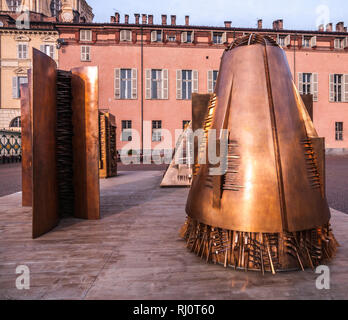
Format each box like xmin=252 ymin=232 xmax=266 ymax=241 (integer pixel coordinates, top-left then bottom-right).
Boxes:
xmin=88 ymin=0 xmax=347 ymax=30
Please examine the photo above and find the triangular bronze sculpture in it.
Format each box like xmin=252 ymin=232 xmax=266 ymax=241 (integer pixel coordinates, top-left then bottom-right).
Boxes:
xmin=182 ymin=35 xmax=338 ymax=273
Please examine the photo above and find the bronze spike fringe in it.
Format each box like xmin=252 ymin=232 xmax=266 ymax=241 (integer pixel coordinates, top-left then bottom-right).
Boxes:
xmin=181 ymin=217 xmax=339 ymax=273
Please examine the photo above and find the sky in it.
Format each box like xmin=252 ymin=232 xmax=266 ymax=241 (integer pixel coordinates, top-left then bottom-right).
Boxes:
xmin=87 ymin=0 xmax=347 ymax=31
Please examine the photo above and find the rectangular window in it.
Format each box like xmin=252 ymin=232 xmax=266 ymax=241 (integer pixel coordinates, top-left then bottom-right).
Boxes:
xmin=80 ymin=30 xmax=92 ymax=42
xmin=278 ymin=36 xmax=285 ymax=47
xmin=121 ymin=120 xmax=132 ymax=141
xmin=168 ymin=35 xmax=176 ymax=42
xmin=120 ymin=69 xmax=132 ymax=99
xmin=182 ymin=70 xmax=193 ymax=100
xmin=120 ymin=30 xmax=132 ymax=42
xmin=152 ymin=121 xmax=162 ymax=142
xmin=81 ymin=46 xmax=91 ymax=61
xmin=334 ymin=74 xmax=343 ymax=102
xmin=183 ymin=120 xmax=190 ymax=130
xmin=213 ymin=32 xmax=223 ymax=44
xmin=145 ymin=69 xmax=168 ymax=100
xmin=213 ymin=71 xmax=218 ymax=90
xmin=151 ymin=30 xmax=163 ymax=42
xmin=302 ymin=73 xmax=312 ymax=94
xmin=40 ymin=44 xmax=55 ymax=59
xmin=335 ymin=122 xmax=344 ymax=141
xmin=17 ymin=43 xmax=28 ymax=59
xmin=208 ymin=70 xmax=219 ymax=93
xmin=151 ymin=69 xmax=163 ymax=99
xmin=187 ymin=32 xmax=192 ymax=43
xmin=8 ymin=0 xmax=20 ymax=11
xmin=334 ymin=38 xmax=343 ymax=49
xmin=302 ymin=37 xmax=311 ymax=48
xmin=12 ymin=76 xmax=28 ymax=98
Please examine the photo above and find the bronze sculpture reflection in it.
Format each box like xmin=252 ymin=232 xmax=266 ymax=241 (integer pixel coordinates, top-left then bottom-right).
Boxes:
xmin=181 ymin=35 xmax=338 ymax=273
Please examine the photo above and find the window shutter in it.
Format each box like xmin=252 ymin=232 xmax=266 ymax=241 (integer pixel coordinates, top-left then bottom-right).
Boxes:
xmin=334 ymin=39 xmax=341 ymax=49
xmin=114 ymin=68 xmax=121 ymax=99
xmin=127 ymin=30 xmax=131 ymax=42
xmin=40 ymin=45 xmax=45 ymax=53
xmin=145 ymin=69 xmax=151 ymax=99
xmin=131 ymin=68 xmax=137 ymax=99
xmin=329 ymin=74 xmax=335 ymax=102
xmin=17 ymin=44 xmax=21 ymax=59
xmin=222 ymin=32 xmax=227 ymax=44
xmin=344 ymin=74 xmax=348 ymax=102
xmin=191 ymin=31 xmax=195 ymax=43
xmin=176 ymin=70 xmax=182 ymax=100
xmin=151 ymin=31 xmax=157 ymax=42
xmin=277 ymin=34 xmax=280 ymax=45
xmin=81 ymin=46 xmax=84 ymax=60
xmin=285 ymin=35 xmax=291 ymax=47
xmin=207 ymin=70 xmax=213 ymax=93
xmin=193 ymin=70 xmax=199 ymax=93
xmin=50 ymin=45 xmax=54 ymax=59
xmin=120 ymin=30 xmax=124 ymax=41
xmin=344 ymin=37 xmax=348 ymax=49
xmin=298 ymin=73 xmax=303 ymax=94
xmin=181 ymin=32 xmax=187 ymax=43
xmin=12 ymin=77 xmax=18 ymax=99
xmin=311 ymin=36 xmax=317 ymax=48
xmin=312 ymin=73 xmax=318 ymax=102
xmin=162 ymin=69 xmax=168 ymax=100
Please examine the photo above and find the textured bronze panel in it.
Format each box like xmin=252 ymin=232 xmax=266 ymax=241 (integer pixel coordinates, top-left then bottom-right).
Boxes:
xmin=71 ymin=67 xmax=100 ymax=220
xmin=31 ymin=49 xmax=59 ymax=239
xmin=20 ymin=82 xmax=32 ymax=207
xmin=192 ymin=94 xmax=211 ymax=132
xmin=182 ymin=35 xmax=336 ymax=272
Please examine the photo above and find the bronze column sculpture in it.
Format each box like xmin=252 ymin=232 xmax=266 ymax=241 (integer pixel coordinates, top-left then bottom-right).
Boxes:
xmin=182 ymin=35 xmax=338 ymax=273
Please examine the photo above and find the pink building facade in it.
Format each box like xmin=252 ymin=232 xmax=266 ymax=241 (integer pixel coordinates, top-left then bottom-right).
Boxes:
xmin=56 ymin=15 xmax=348 ymax=154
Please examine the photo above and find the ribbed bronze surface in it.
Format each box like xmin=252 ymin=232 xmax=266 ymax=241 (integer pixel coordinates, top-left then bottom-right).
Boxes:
xmin=183 ymin=35 xmax=337 ymax=272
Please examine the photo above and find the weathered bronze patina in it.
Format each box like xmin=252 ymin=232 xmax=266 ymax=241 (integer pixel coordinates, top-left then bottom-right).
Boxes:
xmin=182 ymin=35 xmax=338 ymax=273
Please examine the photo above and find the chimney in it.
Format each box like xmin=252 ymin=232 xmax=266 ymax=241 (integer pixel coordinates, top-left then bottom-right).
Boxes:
xmin=134 ymin=13 xmax=140 ymax=25
xmin=278 ymin=19 xmax=283 ymax=30
xmin=142 ymin=14 xmax=147 ymax=24
xmin=110 ymin=16 xmax=116 ymax=23
xmin=326 ymin=23 xmax=333 ymax=32
xmin=257 ymin=19 xmax=263 ymax=29
xmin=318 ymin=24 xmax=324 ymax=32
xmin=148 ymin=15 xmax=153 ymax=25
xmin=171 ymin=15 xmax=176 ymax=26
xmin=124 ymin=14 xmax=129 ymax=24
xmin=115 ymin=12 xmax=120 ymax=24
xmin=224 ymin=21 xmax=232 ymax=28
xmin=336 ymin=21 xmax=344 ymax=32
xmin=185 ymin=15 xmax=190 ymax=26
xmin=162 ymin=14 xmax=167 ymax=25
xmin=272 ymin=20 xmax=278 ymax=30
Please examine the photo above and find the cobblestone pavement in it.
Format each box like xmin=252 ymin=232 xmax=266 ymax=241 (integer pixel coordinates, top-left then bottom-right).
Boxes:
xmin=0 ymin=156 xmax=347 ymax=213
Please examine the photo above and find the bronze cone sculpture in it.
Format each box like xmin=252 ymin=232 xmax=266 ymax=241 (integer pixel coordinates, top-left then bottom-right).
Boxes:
xmin=181 ymin=35 xmax=338 ymax=273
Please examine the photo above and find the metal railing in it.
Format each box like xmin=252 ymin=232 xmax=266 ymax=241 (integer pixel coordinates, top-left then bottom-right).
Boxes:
xmin=0 ymin=130 xmax=22 ymax=164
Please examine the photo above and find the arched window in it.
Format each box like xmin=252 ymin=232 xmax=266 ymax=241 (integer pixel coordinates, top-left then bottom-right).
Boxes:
xmin=10 ymin=117 xmax=21 ymax=128
xmin=50 ymin=0 xmax=62 ymax=18
xmin=6 ymin=0 xmax=22 ymax=12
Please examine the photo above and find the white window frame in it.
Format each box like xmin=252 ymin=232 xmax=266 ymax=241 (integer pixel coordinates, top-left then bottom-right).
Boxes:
xmin=181 ymin=31 xmax=193 ymax=43
xmin=208 ymin=70 xmax=218 ymax=93
xmin=152 ymin=120 xmax=162 ymax=142
xmin=121 ymin=120 xmax=133 ymax=142
xmin=80 ymin=30 xmax=92 ymax=42
xmin=120 ymin=30 xmax=132 ymax=42
xmin=145 ymin=69 xmax=168 ymax=100
xmin=17 ymin=43 xmax=28 ymax=59
xmin=12 ymin=76 xmax=28 ymax=99
xmin=212 ymin=32 xmax=226 ymax=44
xmin=335 ymin=122 xmax=344 ymax=141
xmin=40 ymin=44 xmax=55 ymax=59
xmin=151 ymin=30 xmax=163 ymax=42
xmin=115 ymin=68 xmax=137 ymax=100
xmin=81 ymin=46 xmax=91 ymax=61
xmin=302 ymin=36 xmax=311 ymax=48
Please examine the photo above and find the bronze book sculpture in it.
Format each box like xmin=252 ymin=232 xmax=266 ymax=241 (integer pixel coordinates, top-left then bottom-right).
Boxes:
xmin=181 ymin=34 xmax=338 ymax=273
